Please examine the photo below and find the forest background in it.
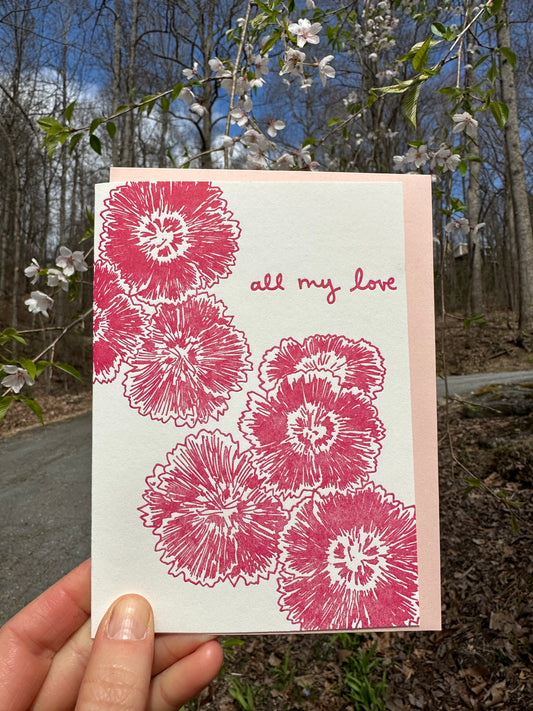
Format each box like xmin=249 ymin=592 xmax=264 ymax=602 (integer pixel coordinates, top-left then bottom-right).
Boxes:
xmin=1 ymin=0 xmax=532 ymax=709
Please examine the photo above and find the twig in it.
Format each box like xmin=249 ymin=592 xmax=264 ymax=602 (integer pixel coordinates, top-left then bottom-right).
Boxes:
xmin=224 ymin=0 xmax=254 ymax=169
xmin=32 ymin=307 xmax=93 ymax=363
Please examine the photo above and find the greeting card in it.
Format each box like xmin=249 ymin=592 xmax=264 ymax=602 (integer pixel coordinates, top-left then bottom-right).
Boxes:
xmin=92 ymin=169 xmax=440 ymax=634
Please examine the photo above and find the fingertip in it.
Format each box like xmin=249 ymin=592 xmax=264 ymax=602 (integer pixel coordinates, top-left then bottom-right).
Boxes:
xmin=148 ymin=638 xmax=224 ymax=711
xmin=104 ymin=594 xmax=154 ymax=641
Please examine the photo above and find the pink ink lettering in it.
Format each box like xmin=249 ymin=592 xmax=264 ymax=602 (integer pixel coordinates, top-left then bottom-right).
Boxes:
xmin=251 ymin=273 xmax=285 ymax=292
xmin=298 ymin=277 xmax=342 ymax=305
xmin=350 ymin=267 xmax=397 ymax=293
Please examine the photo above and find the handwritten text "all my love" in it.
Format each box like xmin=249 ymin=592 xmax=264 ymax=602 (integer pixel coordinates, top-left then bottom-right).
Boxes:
xmin=250 ymin=268 xmax=397 ymax=305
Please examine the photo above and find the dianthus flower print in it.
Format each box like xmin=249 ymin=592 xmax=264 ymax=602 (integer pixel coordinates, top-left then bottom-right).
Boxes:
xmin=239 ymin=372 xmax=385 ymax=497
xmin=93 ymin=262 xmax=148 ymax=384
xmin=278 ymin=485 xmax=419 ymax=630
xmin=123 ymin=292 xmax=251 ymax=426
xmin=100 ymin=181 xmax=240 ymax=302
xmin=139 ymin=430 xmax=288 ymax=586
xmin=259 ymin=334 xmax=385 ymax=398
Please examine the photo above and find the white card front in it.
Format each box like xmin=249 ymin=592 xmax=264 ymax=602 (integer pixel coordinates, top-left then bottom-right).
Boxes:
xmin=92 ymin=179 xmax=419 ymax=634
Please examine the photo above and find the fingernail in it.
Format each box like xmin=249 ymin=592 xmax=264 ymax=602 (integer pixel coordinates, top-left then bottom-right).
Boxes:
xmin=106 ymin=595 xmax=152 ymax=641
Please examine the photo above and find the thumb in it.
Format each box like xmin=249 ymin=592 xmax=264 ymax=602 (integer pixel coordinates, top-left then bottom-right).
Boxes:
xmin=75 ymin=595 xmax=154 ymax=711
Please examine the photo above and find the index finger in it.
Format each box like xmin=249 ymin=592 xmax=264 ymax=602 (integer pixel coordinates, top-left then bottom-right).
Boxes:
xmin=0 ymin=559 xmax=91 ymax=711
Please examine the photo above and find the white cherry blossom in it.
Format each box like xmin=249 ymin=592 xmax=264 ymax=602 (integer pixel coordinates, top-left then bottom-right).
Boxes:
xmin=318 ymin=55 xmax=335 ymax=86
xmin=266 ymin=119 xmax=286 ymax=137
xmin=24 ymin=290 xmax=54 ymax=317
xmin=46 ymin=268 xmax=69 ymax=291
xmin=280 ymin=48 xmax=306 ymax=77
xmin=56 ymin=246 xmax=88 ymax=276
xmin=209 ymin=57 xmax=231 ymax=78
xmin=24 ymin=258 xmax=40 ymax=284
xmin=246 ymin=144 xmax=269 ymax=169
xmin=287 ymin=18 xmax=322 ymax=48
xmin=405 ymin=144 xmax=429 ymax=169
xmin=253 ymin=53 xmax=270 ymax=79
xmin=431 ymin=144 xmax=461 ymax=173
xmin=230 ymin=97 xmax=253 ymax=127
xmin=452 ymin=111 xmax=478 ymax=139
xmin=182 ymin=62 xmax=199 ymax=80
xmin=1 ymin=365 xmax=34 ymax=393
xmin=393 ymin=154 xmax=408 ymax=172
xmin=445 ymin=217 xmax=470 ymax=238
xmin=273 ymin=152 xmax=296 ymax=170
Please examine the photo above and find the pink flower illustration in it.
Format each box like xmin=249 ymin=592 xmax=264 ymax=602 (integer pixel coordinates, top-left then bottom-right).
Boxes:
xmin=259 ymin=334 xmax=385 ymax=398
xmin=124 ymin=293 xmax=252 ymax=426
xmin=239 ymin=372 xmax=385 ymax=497
xmin=100 ymin=181 xmax=240 ymax=302
xmin=139 ymin=430 xmax=288 ymax=586
xmin=278 ymin=485 xmax=419 ymax=630
xmin=93 ymin=262 xmax=148 ymax=384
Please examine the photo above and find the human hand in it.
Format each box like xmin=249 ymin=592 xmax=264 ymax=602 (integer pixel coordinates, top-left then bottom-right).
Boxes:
xmin=0 ymin=560 xmax=224 ymax=710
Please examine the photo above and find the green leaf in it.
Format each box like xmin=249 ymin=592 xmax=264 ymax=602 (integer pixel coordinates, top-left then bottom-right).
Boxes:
xmin=327 ymin=117 xmax=341 ymax=127
xmin=35 ymin=360 xmax=51 ymax=378
xmin=487 ymin=61 xmax=498 ymax=83
xmin=0 ymin=328 xmax=27 ymax=346
xmin=69 ymin=132 xmax=83 ymax=154
xmin=53 ymin=362 xmax=83 ymax=382
xmin=483 ymin=0 xmax=502 ymax=18
xmin=412 ymin=37 xmax=433 ymax=72
xmin=403 ymin=83 xmax=421 ymax=129
xmin=160 ymin=95 xmax=170 ymax=113
xmin=463 ymin=476 xmax=481 ymax=495
xmin=89 ymin=117 xmax=104 ymax=134
xmin=17 ymin=396 xmax=43 ymax=423
xmin=0 ymin=396 xmax=13 ymax=421
xmin=372 ymin=78 xmax=417 ymax=96
xmin=171 ymin=83 xmax=184 ymax=102
xmin=17 ymin=358 xmax=36 ymax=380
xmin=499 ymin=47 xmax=516 ymax=68
xmin=458 ymin=160 xmax=468 ymax=176
xmin=510 ymin=512 xmax=520 ymax=535
xmin=431 ymin=23 xmax=447 ymax=38
xmin=106 ymin=121 xmax=117 ymax=139
xmin=64 ymin=100 xmax=76 ymax=122
xmin=89 ymin=134 xmax=102 ymax=155
xmin=222 ymin=637 xmax=245 ymax=649
xmin=489 ymin=101 xmax=509 ymax=129
xmin=68 ymin=279 xmax=79 ymax=302
xmin=399 ymin=38 xmax=440 ymax=63
xmin=37 ymin=116 xmax=65 ymax=133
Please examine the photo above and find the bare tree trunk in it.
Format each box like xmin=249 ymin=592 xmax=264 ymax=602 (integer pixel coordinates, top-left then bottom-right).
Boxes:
xmin=503 ymin=164 xmax=518 ymax=312
xmin=465 ymin=3 xmax=483 ymax=314
xmin=112 ymin=0 xmax=122 ymax=166
xmin=122 ymin=0 xmax=139 ymax=166
xmin=496 ymin=1 xmax=533 ymax=333
xmin=10 ymin=156 xmax=21 ymax=329
xmin=198 ymin=0 xmax=215 ymax=168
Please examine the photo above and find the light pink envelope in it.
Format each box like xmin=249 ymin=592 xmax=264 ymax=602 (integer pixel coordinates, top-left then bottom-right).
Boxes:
xmin=101 ymin=168 xmax=440 ymax=632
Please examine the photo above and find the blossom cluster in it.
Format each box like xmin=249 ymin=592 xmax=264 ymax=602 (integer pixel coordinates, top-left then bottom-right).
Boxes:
xmin=393 ymin=113 xmax=478 ymax=179
xmin=174 ymin=5 xmax=338 ymax=171
xmin=1 ymin=246 xmax=90 ymax=396
xmin=23 ymin=246 xmax=88 ymax=318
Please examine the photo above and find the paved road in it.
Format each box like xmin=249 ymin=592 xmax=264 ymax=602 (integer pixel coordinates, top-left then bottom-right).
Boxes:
xmin=436 ymin=369 xmax=533 ymax=399
xmin=0 ymin=412 xmax=91 ymax=625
